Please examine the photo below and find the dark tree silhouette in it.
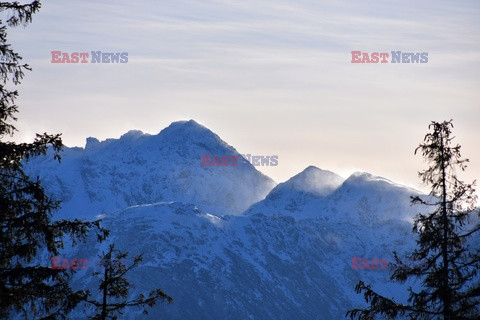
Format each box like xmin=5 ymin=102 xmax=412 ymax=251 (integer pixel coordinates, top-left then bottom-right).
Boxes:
xmin=85 ymin=244 xmax=173 ymax=320
xmin=0 ymin=2 xmax=108 ymax=319
xmin=347 ymin=120 xmax=480 ymax=320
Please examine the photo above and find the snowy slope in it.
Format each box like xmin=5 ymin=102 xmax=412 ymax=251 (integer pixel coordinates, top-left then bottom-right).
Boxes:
xmin=23 ymin=121 xmax=470 ymax=319
xmin=246 ymin=169 xmax=419 ymax=224
xmin=67 ymin=201 xmax=416 ymax=320
xmin=25 ymin=120 xmax=276 ymax=217
xmin=254 ymin=166 xmax=344 ymax=214
xmin=63 ymin=171 xmax=424 ymax=319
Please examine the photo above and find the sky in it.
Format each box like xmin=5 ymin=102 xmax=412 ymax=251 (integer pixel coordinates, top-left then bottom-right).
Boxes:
xmin=5 ymin=0 xmax=480 ymax=193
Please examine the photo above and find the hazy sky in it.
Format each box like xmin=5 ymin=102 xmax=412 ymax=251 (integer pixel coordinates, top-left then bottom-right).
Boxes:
xmin=7 ymin=0 xmax=480 ymax=192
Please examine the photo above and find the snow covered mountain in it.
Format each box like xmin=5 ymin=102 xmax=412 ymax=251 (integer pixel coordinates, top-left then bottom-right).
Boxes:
xmin=24 ymin=120 xmax=440 ymax=319
xmin=246 ymin=168 xmax=419 ymax=225
xmin=255 ymin=166 xmax=345 ymax=213
xmin=25 ymin=120 xmax=276 ymax=217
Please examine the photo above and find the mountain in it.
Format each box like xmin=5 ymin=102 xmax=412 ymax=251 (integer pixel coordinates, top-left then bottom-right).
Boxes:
xmin=246 ymin=166 xmax=344 ymax=215
xmin=246 ymin=168 xmax=418 ymax=225
xmin=67 ymin=201 xmax=413 ymax=319
xmin=25 ymin=120 xmax=276 ymax=217
xmin=23 ymin=120 xmax=447 ymax=319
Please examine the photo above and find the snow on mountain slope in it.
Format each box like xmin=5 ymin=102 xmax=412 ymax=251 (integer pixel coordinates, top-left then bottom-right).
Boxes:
xmin=24 ymin=120 xmax=276 ymax=218
xmin=246 ymin=169 xmax=420 ymax=225
xmin=248 ymin=166 xmax=344 ymax=214
xmin=23 ymin=122 xmax=473 ymax=319
xmin=66 ymin=201 xmax=416 ymax=320
xmin=41 ymin=165 xmax=440 ymax=319
xmin=327 ymin=172 xmax=420 ymax=225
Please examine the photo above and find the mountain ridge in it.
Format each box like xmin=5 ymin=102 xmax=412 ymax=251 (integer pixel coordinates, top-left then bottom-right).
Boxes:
xmin=22 ymin=120 xmax=442 ymax=319
xmin=25 ymin=119 xmax=276 ymax=217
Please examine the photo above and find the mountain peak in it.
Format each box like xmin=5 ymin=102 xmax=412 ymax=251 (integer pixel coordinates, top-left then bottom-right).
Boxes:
xmin=37 ymin=119 xmax=276 ymax=217
xmin=345 ymin=171 xmax=391 ymax=186
xmin=157 ymin=119 xmax=223 ymax=146
xmin=120 ymin=130 xmax=145 ymax=140
xmin=342 ymin=171 xmax=418 ymax=194
xmin=289 ymin=166 xmax=345 ymax=196
xmin=161 ymin=119 xmax=209 ymax=135
xmin=85 ymin=137 xmax=100 ymax=150
xmin=268 ymin=166 xmax=344 ymax=199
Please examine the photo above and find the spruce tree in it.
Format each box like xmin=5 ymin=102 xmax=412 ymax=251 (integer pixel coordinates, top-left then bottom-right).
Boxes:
xmin=0 ymin=2 xmax=108 ymax=318
xmin=85 ymin=244 xmax=173 ymax=320
xmin=347 ymin=120 xmax=480 ymax=319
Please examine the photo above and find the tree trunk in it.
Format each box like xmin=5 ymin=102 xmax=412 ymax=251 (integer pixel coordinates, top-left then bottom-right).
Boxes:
xmin=102 ymin=267 xmax=108 ymax=320
xmin=440 ymin=132 xmax=451 ymax=320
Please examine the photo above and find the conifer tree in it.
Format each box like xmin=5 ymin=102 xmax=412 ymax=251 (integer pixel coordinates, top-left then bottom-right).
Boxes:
xmin=0 ymin=2 xmax=108 ymax=318
xmin=85 ymin=244 xmax=173 ymax=320
xmin=347 ymin=120 xmax=480 ymax=320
